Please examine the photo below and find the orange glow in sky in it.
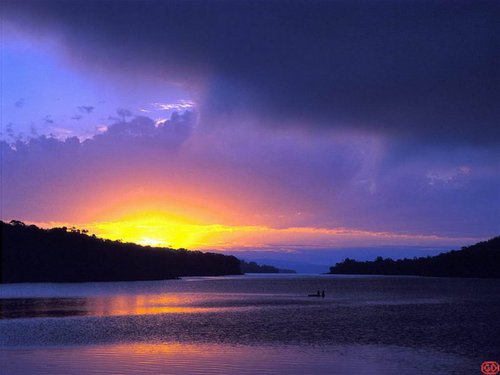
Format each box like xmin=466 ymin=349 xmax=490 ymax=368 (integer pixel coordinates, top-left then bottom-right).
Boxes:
xmin=30 ymin=209 xmax=475 ymax=251
xmin=86 ymin=211 xmax=263 ymax=249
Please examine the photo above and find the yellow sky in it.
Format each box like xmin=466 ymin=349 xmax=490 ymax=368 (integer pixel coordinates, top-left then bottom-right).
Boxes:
xmin=29 ymin=210 xmax=474 ymax=251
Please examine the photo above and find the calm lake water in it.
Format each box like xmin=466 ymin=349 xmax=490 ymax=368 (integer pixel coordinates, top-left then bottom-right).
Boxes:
xmin=1 ymin=274 xmax=499 ymax=374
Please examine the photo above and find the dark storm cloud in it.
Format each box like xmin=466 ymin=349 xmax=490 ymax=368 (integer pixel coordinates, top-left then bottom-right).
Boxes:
xmin=3 ymin=0 xmax=499 ymax=143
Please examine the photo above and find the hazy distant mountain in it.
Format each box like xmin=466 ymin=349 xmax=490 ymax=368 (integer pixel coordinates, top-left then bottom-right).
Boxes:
xmin=244 ymin=258 xmax=327 ymax=274
xmin=329 ymin=237 xmax=500 ymax=278
xmin=239 ymin=260 xmax=296 ymax=274
xmin=1 ymin=220 xmax=241 ymax=283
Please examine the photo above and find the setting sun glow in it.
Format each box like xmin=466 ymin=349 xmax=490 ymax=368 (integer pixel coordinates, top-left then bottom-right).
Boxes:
xmin=89 ymin=212 xmax=224 ymax=249
xmin=30 ymin=210 xmax=471 ymax=252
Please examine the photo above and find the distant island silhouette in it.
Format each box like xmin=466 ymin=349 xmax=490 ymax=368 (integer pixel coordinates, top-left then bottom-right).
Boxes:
xmin=240 ymin=260 xmax=296 ymax=274
xmin=329 ymin=237 xmax=500 ymax=278
xmin=1 ymin=220 xmax=242 ymax=283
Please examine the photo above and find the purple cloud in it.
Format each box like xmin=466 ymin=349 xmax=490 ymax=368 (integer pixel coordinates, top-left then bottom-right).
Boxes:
xmin=1 ymin=111 xmax=497 ymax=241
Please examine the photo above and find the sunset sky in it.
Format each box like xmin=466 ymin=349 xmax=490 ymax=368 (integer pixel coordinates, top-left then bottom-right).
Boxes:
xmin=1 ymin=1 xmax=498 ymax=266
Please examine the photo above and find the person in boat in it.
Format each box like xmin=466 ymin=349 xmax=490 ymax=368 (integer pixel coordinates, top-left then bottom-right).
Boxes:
xmin=321 ymin=290 xmax=325 ymax=298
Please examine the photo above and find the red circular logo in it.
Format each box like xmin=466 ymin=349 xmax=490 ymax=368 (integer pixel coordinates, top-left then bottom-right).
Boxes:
xmin=482 ymin=361 xmax=500 ymax=375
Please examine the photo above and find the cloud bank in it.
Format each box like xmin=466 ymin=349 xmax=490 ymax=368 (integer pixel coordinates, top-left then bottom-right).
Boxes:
xmin=3 ymin=0 xmax=499 ymax=144
xmin=2 ymin=112 xmax=497 ymax=245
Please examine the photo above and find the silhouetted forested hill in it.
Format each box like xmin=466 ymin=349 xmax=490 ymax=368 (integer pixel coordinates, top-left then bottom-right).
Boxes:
xmin=329 ymin=237 xmax=500 ymax=278
xmin=240 ymin=260 xmax=296 ymax=274
xmin=1 ymin=220 xmax=241 ymax=283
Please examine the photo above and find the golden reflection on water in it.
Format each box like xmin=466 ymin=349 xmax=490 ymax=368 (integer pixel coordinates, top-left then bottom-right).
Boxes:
xmin=0 ymin=341 xmax=459 ymax=375
xmin=0 ymin=293 xmax=232 ymax=319
xmin=1 ymin=342 xmax=278 ymax=375
xmin=87 ymin=293 xmax=223 ymax=316
xmin=0 ymin=342 xmax=306 ymax=375
xmin=99 ymin=342 xmax=215 ymax=356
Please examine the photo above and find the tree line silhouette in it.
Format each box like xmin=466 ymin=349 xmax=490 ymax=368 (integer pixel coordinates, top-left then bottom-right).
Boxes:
xmin=1 ymin=220 xmax=241 ymax=283
xmin=329 ymin=236 xmax=500 ymax=278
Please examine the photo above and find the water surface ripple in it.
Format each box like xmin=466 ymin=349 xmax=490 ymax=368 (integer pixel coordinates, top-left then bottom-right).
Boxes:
xmin=1 ymin=275 xmax=499 ymax=374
